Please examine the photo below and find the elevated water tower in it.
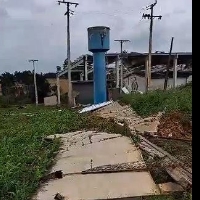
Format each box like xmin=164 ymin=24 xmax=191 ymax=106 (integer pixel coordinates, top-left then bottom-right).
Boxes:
xmin=87 ymin=26 xmax=110 ymax=104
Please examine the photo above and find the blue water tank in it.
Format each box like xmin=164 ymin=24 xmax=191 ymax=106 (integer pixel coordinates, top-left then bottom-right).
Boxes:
xmin=88 ymin=26 xmax=110 ymax=53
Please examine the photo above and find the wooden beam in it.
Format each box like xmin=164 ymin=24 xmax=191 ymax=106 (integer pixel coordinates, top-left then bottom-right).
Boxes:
xmin=138 ymin=136 xmax=192 ymax=189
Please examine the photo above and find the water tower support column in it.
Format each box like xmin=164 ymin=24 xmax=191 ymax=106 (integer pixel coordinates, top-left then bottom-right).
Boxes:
xmin=93 ymin=52 xmax=107 ymax=103
xmin=87 ymin=26 xmax=110 ymax=104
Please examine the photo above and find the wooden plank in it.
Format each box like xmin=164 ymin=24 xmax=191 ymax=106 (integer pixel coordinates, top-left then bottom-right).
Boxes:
xmin=165 ymin=166 xmax=192 ymax=189
xmin=158 ymin=182 xmax=184 ymax=194
xmin=139 ymin=141 xmax=165 ymax=158
xmin=162 ymin=158 xmax=192 ymax=180
xmin=139 ymin=136 xmax=192 ymax=174
xmin=138 ymin=136 xmax=192 ymax=189
xmin=139 ymin=136 xmax=176 ymax=159
xmin=144 ymin=134 xmax=192 ymax=142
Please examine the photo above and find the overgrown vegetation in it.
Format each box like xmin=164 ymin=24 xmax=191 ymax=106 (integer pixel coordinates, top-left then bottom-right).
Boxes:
xmin=0 ymin=96 xmax=32 ymax=108
xmin=120 ymin=82 xmax=192 ymax=117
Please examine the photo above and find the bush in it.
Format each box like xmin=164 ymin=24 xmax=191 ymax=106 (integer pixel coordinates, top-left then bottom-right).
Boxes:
xmin=0 ymin=95 xmax=32 ymax=108
xmin=120 ymin=82 xmax=192 ymax=117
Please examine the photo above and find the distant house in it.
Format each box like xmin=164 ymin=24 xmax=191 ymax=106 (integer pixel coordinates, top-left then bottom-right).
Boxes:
xmin=44 ymin=73 xmax=72 ymax=96
xmin=45 ymin=78 xmax=69 ymax=95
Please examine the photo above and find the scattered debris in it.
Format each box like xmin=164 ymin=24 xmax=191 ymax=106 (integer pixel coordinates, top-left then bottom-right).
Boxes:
xmin=82 ymin=161 xmax=147 ymax=174
xmin=93 ymin=102 xmax=192 ymax=190
xmin=79 ymin=100 xmax=113 ymax=113
xmin=94 ymin=101 xmax=142 ymax=132
xmin=165 ymin=164 xmax=192 ymax=189
xmin=158 ymin=111 xmax=192 ymax=140
xmin=139 ymin=140 xmax=164 ymax=158
xmin=122 ymin=87 xmax=130 ymax=94
xmin=40 ymin=170 xmax=63 ymax=183
xmin=158 ymin=182 xmax=184 ymax=194
xmin=139 ymin=136 xmax=192 ymax=189
xmin=88 ymin=134 xmax=92 ymax=143
xmin=54 ymin=193 xmax=65 ymax=200
xmin=90 ymin=159 xmax=93 ymax=169
xmin=94 ymin=102 xmax=164 ymax=136
xmin=99 ymin=135 xmax=122 ymax=142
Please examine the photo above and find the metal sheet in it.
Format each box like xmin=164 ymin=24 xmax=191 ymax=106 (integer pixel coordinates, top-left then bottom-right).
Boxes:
xmin=79 ymin=100 xmax=113 ymax=113
xmin=122 ymin=87 xmax=130 ymax=94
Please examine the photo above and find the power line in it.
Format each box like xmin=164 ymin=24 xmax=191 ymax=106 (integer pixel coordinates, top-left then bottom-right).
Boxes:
xmin=57 ymin=0 xmax=79 ymax=107
xmin=75 ymin=10 xmax=135 ymax=16
xmin=28 ymin=59 xmax=39 ymax=106
xmin=142 ymin=0 xmax=162 ymax=91
xmin=114 ymin=39 xmax=130 ymax=92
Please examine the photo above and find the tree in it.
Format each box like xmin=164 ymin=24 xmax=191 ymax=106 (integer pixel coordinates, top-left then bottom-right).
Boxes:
xmin=0 ymin=72 xmax=14 ymax=88
xmin=0 ymin=71 xmax=50 ymax=103
xmin=14 ymin=71 xmax=33 ymax=85
xmin=35 ymin=74 xmax=50 ymax=103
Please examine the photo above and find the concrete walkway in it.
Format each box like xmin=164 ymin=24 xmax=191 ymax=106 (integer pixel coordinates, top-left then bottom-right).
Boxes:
xmin=33 ymin=131 xmax=160 ymax=200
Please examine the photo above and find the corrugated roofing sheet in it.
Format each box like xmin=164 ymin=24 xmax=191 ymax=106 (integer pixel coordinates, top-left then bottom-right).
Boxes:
xmin=79 ymin=100 xmax=113 ymax=113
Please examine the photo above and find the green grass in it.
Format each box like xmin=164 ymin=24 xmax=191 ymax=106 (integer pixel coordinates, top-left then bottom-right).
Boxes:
xmin=0 ymin=106 xmax=85 ymax=199
xmin=120 ymin=82 xmax=192 ymax=117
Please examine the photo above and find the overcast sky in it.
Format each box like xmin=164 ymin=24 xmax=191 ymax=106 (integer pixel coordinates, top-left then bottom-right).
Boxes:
xmin=0 ymin=0 xmax=192 ymax=74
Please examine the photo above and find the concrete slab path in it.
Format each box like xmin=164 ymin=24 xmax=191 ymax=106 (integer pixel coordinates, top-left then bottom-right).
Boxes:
xmin=33 ymin=131 xmax=160 ymax=200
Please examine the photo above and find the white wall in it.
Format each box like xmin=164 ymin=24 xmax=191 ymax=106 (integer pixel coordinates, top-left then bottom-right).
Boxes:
xmin=124 ymin=75 xmax=188 ymax=92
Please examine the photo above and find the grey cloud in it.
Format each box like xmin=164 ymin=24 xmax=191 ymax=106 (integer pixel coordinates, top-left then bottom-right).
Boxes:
xmin=0 ymin=7 xmax=8 ymax=18
xmin=94 ymin=0 xmax=122 ymax=7
xmin=0 ymin=0 xmax=192 ymax=74
xmin=1 ymin=0 xmax=47 ymax=15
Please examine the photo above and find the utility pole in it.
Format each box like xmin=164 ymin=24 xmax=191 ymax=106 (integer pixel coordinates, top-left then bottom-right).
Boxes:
xmin=145 ymin=57 xmax=149 ymax=93
xmin=56 ymin=66 xmax=61 ymax=106
xmin=114 ymin=39 xmax=130 ymax=92
xmin=29 ymin=59 xmax=39 ymax=106
xmin=115 ymin=55 xmax=120 ymax=88
xmin=84 ymin=55 xmax=88 ymax=81
xmin=142 ymin=0 xmax=162 ymax=87
xmin=164 ymin=37 xmax=174 ymax=90
xmin=58 ymin=0 xmax=79 ymax=107
xmin=173 ymin=54 xmax=178 ymax=88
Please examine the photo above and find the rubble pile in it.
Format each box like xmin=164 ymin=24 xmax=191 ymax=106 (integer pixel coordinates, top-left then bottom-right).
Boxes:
xmin=158 ymin=111 xmax=192 ymax=140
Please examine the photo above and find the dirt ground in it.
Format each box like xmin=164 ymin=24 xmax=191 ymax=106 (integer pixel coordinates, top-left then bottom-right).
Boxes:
xmin=148 ymin=111 xmax=192 ymax=168
xmin=157 ymin=111 xmax=192 ymax=141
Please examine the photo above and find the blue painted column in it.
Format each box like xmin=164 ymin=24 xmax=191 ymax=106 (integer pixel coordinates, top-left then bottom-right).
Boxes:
xmin=87 ymin=26 xmax=110 ymax=104
xmin=93 ymin=52 xmax=107 ymax=104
